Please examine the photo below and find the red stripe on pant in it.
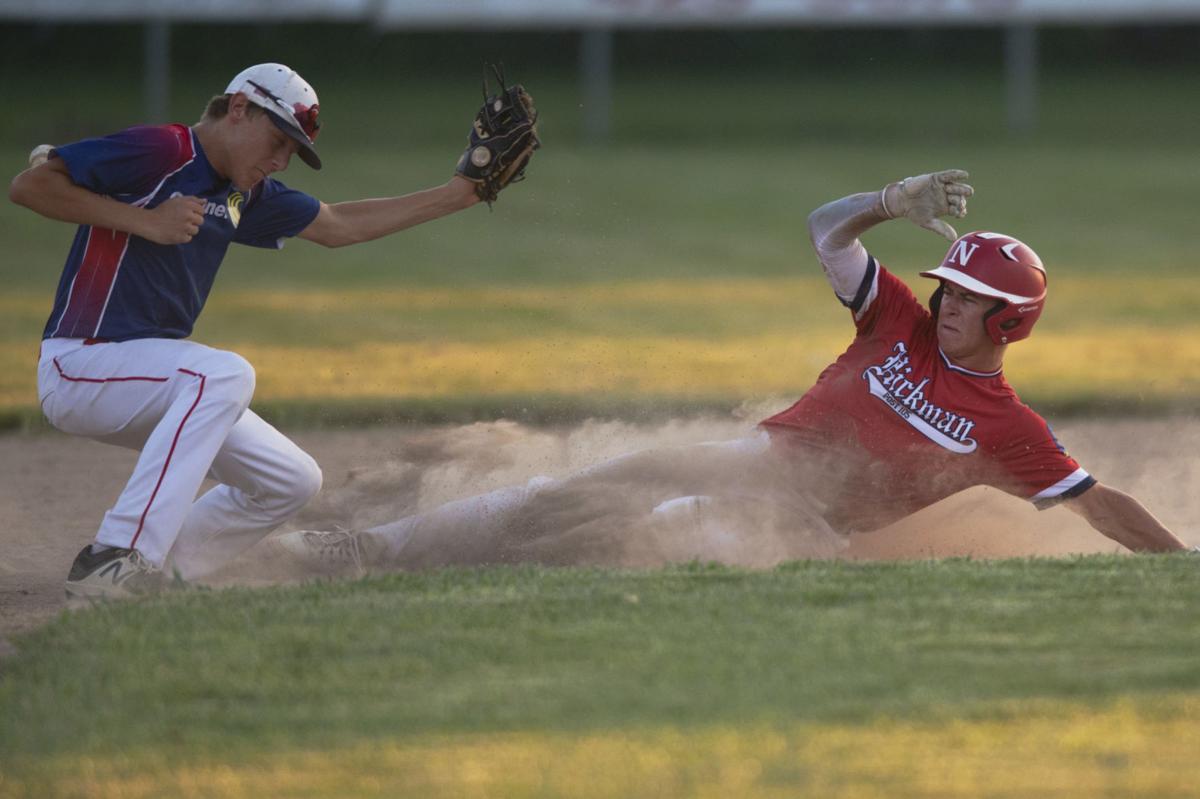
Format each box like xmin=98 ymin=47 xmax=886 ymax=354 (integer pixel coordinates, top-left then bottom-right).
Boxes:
xmin=129 ymin=368 xmax=207 ymax=550
xmin=53 ymin=357 xmax=169 ymax=384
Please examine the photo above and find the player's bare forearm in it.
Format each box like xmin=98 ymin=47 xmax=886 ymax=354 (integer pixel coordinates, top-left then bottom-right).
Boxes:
xmin=10 ymin=159 xmax=206 ymax=245
xmin=1064 ymin=482 xmax=1188 ymax=553
xmin=299 ymin=177 xmax=480 ymax=248
xmin=10 ymin=160 xmax=150 ymax=238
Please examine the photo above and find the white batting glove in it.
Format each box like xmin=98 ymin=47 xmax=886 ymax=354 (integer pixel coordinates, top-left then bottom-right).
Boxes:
xmin=880 ymin=169 xmax=974 ymax=241
xmin=28 ymin=144 xmax=53 ymax=169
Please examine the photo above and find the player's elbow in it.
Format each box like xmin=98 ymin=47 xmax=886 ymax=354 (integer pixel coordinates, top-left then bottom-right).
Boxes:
xmin=806 ymin=207 xmax=822 ymax=245
xmin=298 ymin=207 xmax=362 ymax=248
xmin=8 ymin=166 xmax=57 ymax=211
xmin=309 ymin=230 xmax=358 ymax=249
xmin=8 ymin=170 xmax=35 ymax=208
xmin=324 ymin=226 xmax=363 ymax=248
xmin=807 ymin=204 xmax=837 ymax=264
xmin=807 ymin=206 xmax=822 ymax=233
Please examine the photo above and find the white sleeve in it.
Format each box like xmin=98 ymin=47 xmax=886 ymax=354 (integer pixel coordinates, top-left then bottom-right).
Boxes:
xmin=807 ymin=191 xmax=889 ymax=310
xmin=1030 ymin=468 xmax=1097 ymax=509
xmin=815 ymin=237 xmax=870 ymax=305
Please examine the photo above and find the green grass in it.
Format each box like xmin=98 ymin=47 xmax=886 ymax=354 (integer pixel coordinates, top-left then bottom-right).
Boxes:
xmin=2 ymin=557 xmax=1199 ymax=796
xmin=2 ymin=559 xmax=1198 ymax=748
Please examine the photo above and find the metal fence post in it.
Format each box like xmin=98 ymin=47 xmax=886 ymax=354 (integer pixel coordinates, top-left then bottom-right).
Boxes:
xmin=145 ymin=18 xmax=171 ymax=123
xmin=1005 ymin=24 xmax=1038 ymax=137
xmin=580 ymin=28 xmax=613 ymax=145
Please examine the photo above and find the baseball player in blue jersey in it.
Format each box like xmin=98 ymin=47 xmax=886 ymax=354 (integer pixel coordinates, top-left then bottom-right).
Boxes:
xmin=8 ymin=63 xmax=538 ymax=602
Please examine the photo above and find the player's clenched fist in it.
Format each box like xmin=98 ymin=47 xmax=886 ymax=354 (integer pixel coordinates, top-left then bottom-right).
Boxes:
xmin=142 ymin=195 xmax=207 ymax=245
xmin=880 ymin=169 xmax=974 ymax=241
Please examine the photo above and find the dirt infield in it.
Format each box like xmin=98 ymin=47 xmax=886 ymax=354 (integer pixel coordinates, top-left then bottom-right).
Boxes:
xmin=1 ymin=415 xmax=1195 ymax=639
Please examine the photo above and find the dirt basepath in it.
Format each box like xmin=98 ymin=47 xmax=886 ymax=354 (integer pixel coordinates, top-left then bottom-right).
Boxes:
xmin=0 ymin=428 xmax=395 ymax=638
xmin=2 ymin=416 xmax=1195 ymax=639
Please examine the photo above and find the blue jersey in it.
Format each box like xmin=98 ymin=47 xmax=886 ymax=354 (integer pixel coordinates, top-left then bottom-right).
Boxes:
xmin=44 ymin=124 xmax=320 ymax=341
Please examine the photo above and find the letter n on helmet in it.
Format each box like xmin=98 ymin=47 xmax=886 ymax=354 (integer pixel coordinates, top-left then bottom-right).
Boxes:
xmin=920 ymin=231 xmax=1047 ymax=345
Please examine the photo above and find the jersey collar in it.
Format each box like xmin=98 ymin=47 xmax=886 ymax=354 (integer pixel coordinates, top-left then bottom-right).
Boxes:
xmin=938 ymin=347 xmax=1002 ymax=378
xmin=187 ymin=128 xmax=222 ymax=186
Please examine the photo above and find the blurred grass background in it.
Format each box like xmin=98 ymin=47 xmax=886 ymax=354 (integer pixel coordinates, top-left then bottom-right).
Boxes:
xmin=2 ymin=25 xmax=1199 ymax=427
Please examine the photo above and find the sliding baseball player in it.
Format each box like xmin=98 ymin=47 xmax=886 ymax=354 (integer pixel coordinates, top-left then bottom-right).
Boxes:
xmin=276 ymin=170 xmax=1196 ymax=572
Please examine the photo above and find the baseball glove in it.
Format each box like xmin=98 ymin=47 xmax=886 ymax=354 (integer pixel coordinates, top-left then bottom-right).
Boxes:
xmin=455 ymin=64 xmax=540 ymax=205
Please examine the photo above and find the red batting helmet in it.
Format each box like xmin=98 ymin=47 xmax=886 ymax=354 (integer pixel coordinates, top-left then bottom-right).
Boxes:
xmin=920 ymin=231 xmax=1047 ymax=345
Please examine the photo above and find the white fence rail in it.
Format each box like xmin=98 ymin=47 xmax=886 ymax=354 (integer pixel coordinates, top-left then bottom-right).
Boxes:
xmin=3 ymin=0 xmax=1200 ymax=25
xmin=374 ymin=0 xmax=1200 ymax=29
xmin=0 ymin=0 xmax=368 ymax=22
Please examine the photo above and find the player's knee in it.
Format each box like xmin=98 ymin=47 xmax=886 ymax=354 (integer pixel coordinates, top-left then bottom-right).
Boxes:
xmin=206 ymin=353 xmax=257 ymax=407
xmin=224 ymin=355 xmax=257 ymax=403
xmin=296 ymin=455 xmax=324 ymax=503
xmin=243 ymin=452 xmax=322 ymax=523
xmin=281 ymin=453 xmax=323 ymax=512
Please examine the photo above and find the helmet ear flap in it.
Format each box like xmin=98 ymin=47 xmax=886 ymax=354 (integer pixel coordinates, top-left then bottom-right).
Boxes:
xmin=928 ymin=283 xmax=944 ymax=319
xmin=982 ymin=299 xmax=1011 ymax=344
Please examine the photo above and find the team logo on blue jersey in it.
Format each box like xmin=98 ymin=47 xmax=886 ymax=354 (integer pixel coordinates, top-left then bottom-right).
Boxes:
xmin=227 ymin=191 xmax=243 ymax=228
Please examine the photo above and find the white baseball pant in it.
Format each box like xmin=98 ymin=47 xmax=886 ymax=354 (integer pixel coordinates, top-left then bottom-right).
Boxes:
xmin=38 ymin=337 xmax=322 ymax=580
xmin=358 ymin=432 xmax=841 ymax=568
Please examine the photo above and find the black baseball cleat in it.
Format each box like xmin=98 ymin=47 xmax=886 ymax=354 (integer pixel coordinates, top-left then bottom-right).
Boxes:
xmin=64 ymin=545 xmax=164 ymax=604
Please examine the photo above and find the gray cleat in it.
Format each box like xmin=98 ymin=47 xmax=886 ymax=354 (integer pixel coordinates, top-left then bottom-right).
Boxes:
xmin=270 ymin=529 xmax=366 ymax=576
xmin=65 ymin=545 xmax=163 ymax=604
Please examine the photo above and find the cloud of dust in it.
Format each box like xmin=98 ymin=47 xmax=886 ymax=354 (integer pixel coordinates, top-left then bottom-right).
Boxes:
xmin=289 ymin=399 xmax=849 ymax=569
xmin=280 ymin=413 xmax=1200 ymax=573
xmin=847 ymin=417 xmax=1200 ymax=560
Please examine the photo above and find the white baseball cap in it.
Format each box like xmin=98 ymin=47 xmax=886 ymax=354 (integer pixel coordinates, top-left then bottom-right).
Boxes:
xmin=225 ymin=63 xmax=322 ymax=170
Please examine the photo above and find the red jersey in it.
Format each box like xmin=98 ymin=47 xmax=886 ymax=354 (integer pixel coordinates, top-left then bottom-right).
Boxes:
xmin=761 ymin=258 xmax=1093 ymax=533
